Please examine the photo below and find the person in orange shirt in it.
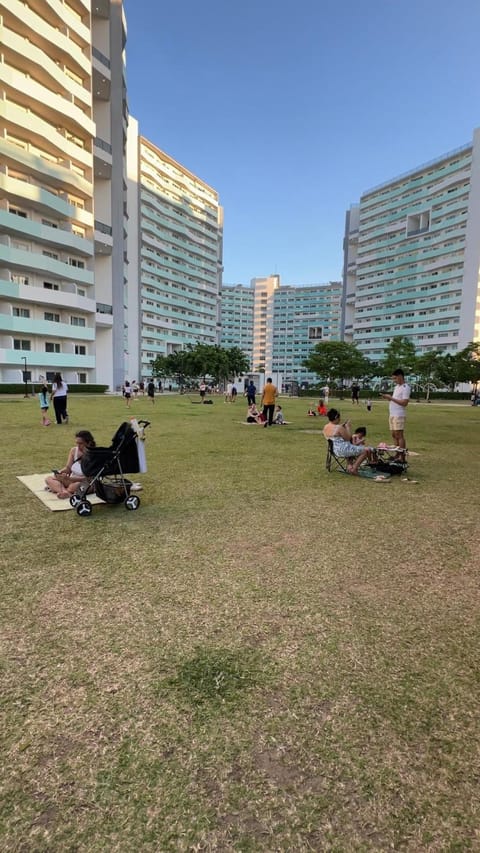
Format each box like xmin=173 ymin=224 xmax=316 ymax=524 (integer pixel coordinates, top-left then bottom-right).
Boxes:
xmin=261 ymin=378 xmax=278 ymax=427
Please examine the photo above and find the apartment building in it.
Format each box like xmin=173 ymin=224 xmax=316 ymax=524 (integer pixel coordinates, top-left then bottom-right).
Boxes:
xmin=220 ymin=276 xmax=342 ymax=385
xmin=220 ymin=283 xmax=254 ymax=364
xmin=343 ymin=128 xmax=480 ymax=360
xmin=131 ymin=135 xmax=223 ymax=380
xmin=0 ymin=0 xmax=128 ymax=389
xmin=271 ymin=281 xmax=342 ymax=385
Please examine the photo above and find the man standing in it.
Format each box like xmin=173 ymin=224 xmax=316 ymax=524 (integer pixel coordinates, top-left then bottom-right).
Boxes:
xmin=261 ymin=377 xmax=277 ymax=427
xmin=246 ymin=380 xmax=256 ymax=405
xmin=351 ymin=383 xmax=360 ymax=405
xmin=381 ymin=369 xmax=410 ymax=454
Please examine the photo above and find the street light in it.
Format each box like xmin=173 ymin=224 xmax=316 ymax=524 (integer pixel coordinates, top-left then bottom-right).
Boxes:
xmin=21 ymin=356 xmax=29 ymax=397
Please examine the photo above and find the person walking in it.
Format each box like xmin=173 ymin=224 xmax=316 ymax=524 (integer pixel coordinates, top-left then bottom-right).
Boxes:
xmin=261 ymin=377 xmax=277 ymax=427
xmin=380 ymin=368 xmax=410 ymax=456
xmin=351 ymin=383 xmax=360 ymax=405
xmin=147 ymin=380 xmax=155 ymax=404
xmin=51 ymin=372 xmax=68 ymax=424
xmin=123 ymin=380 xmax=132 ymax=408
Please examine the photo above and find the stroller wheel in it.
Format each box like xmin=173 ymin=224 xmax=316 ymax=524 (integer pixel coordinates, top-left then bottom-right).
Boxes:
xmin=76 ymin=499 xmax=92 ymax=517
xmin=125 ymin=495 xmax=140 ymax=511
xmin=70 ymin=494 xmax=81 ymax=508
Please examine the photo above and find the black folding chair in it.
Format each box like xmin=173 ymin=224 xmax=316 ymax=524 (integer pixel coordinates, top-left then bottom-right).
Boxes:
xmin=325 ymin=438 xmax=355 ymax=474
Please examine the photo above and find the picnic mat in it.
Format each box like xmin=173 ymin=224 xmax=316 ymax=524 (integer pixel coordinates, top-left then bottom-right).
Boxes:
xmin=17 ymin=474 xmax=105 ymax=512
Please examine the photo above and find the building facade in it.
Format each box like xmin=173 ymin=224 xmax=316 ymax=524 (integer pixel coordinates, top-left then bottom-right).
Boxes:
xmin=131 ymin=135 xmax=223 ymax=380
xmin=0 ymin=0 xmax=128 ymax=389
xmin=220 ymin=283 xmax=254 ymax=365
xmin=343 ymin=129 xmax=480 ymax=360
xmin=220 ymin=276 xmax=342 ymax=386
xmin=270 ymin=281 xmax=342 ymax=385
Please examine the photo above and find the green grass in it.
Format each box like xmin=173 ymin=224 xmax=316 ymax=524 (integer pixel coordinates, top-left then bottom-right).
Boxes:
xmin=1 ymin=392 xmax=480 ymax=851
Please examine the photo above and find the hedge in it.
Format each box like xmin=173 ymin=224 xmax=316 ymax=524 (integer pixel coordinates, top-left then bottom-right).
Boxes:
xmin=0 ymin=383 xmax=109 ymax=395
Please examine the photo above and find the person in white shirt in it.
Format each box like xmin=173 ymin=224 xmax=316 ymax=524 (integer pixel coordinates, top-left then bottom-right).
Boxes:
xmin=381 ymin=369 xmax=410 ymax=456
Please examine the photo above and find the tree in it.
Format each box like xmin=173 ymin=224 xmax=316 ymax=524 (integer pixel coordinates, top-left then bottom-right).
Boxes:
xmin=303 ymin=341 xmax=373 ymax=390
xmin=380 ymin=336 xmax=417 ymax=376
xmin=433 ymin=353 xmax=458 ymax=391
xmin=415 ymin=349 xmax=443 ymax=401
xmin=454 ymin=341 xmax=480 ymax=389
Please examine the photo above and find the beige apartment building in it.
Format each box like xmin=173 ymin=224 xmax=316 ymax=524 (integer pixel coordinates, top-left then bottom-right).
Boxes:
xmin=0 ymin=0 xmax=128 ymax=389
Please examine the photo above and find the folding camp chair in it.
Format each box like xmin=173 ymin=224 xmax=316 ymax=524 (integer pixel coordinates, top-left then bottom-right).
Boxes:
xmin=325 ymin=438 xmax=356 ymax=474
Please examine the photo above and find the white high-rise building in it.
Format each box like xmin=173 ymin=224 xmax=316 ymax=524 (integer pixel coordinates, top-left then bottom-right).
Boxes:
xmin=125 ymin=132 xmax=223 ymax=381
xmin=343 ymin=129 xmax=480 ymax=360
xmin=0 ymin=0 xmax=128 ymax=389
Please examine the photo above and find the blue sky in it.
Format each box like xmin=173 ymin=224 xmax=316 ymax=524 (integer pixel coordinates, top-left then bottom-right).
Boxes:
xmin=123 ymin=0 xmax=480 ymax=286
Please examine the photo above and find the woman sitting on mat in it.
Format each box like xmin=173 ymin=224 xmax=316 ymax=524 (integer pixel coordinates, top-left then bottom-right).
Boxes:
xmin=323 ymin=409 xmax=373 ymax=475
xmin=45 ymin=430 xmax=96 ymax=499
xmin=246 ymin=403 xmax=263 ymax=423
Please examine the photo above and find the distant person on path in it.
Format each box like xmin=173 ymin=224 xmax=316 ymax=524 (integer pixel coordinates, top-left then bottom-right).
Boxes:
xmin=39 ymin=383 xmax=51 ymax=426
xmin=366 ymin=398 xmax=372 ymax=412
xmin=323 ymin=385 xmax=330 ymax=406
xmin=351 ymin=383 xmax=360 ymax=405
xmin=261 ymin=377 xmax=277 ymax=427
xmin=147 ymin=380 xmax=155 ymax=404
xmin=199 ymin=381 xmax=206 ymax=400
xmin=51 ymin=372 xmax=68 ymax=424
xmin=380 ymin=369 xmax=410 ymax=456
xmin=246 ymin=380 xmax=257 ymax=405
xmin=231 ymin=383 xmax=238 ymax=402
xmin=225 ymin=382 xmax=233 ymax=402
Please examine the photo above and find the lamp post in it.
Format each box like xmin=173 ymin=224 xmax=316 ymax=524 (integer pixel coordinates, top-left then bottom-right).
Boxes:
xmin=22 ymin=356 xmax=29 ymax=397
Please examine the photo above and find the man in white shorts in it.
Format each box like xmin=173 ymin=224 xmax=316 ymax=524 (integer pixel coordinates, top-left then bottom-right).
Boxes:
xmin=381 ymin=368 xmax=410 ymax=456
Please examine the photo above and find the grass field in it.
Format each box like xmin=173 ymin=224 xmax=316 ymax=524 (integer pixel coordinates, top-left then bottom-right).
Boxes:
xmin=2 ymin=392 xmax=480 ymax=851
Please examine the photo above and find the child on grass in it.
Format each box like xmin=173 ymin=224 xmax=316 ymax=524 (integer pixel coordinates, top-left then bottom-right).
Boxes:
xmin=39 ymin=383 xmax=51 ymax=426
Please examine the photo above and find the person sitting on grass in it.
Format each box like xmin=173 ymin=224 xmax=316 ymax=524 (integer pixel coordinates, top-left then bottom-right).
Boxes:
xmin=274 ymin=405 xmax=285 ymax=424
xmin=307 ymin=403 xmax=317 ymax=417
xmin=45 ymin=430 xmax=96 ymax=499
xmin=323 ymin=409 xmax=373 ymax=476
xmin=317 ymin=399 xmax=327 ymax=416
xmin=246 ymin=403 xmax=262 ymax=423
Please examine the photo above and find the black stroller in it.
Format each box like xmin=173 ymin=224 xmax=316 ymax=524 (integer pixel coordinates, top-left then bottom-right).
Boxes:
xmin=70 ymin=420 xmax=150 ymax=517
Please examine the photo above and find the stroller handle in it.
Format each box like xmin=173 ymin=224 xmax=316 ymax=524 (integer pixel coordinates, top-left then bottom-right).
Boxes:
xmin=137 ymin=420 xmax=151 ymax=428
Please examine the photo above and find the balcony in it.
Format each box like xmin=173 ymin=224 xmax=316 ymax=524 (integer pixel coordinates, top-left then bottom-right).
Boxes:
xmin=93 ymin=137 xmax=112 ymax=179
xmin=96 ymin=302 xmax=113 ymax=327
xmin=94 ymin=220 xmax=113 ymax=255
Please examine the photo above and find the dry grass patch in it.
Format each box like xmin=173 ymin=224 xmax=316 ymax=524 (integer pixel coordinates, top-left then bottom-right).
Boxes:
xmin=1 ymin=395 xmax=480 ymax=850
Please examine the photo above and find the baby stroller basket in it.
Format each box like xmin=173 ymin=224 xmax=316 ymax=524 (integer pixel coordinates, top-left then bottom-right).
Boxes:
xmin=95 ymin=476 xmax=132 ymax=504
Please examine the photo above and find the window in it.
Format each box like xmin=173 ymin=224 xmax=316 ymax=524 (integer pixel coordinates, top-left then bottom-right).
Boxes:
xmin=46 ymin=371 xmax=55 ymax=382
xmin=69 ymin=258 xmax=85 ymax=269
xmin=45 ymin=342 xmax=60 ymax=353
xmin=9 ymin=206 xmax=27 ymax=218
xmin=42 ymin=218 xmax=58 ymax=228
xmin=78 ymin=373 xmax=87 ymax=384
xmin=12 ymin=274 xmax=29 ymax=285
xmin=44 ymin=312 xmax=60 ymax=322
xmin=75 ymin=344 xmax=86 ymax=355
xmin=13 ymin=307 xmax=30 ymax=318
xmin=44 ymin=281 xmax=59 ymax=291
xmin=43 ymin=250 xmax=58 ymax=260
xmin=13 ymin=339 xmax=31 ymax=350
xmin=71 ymin=316 xmax=85 ymax=327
